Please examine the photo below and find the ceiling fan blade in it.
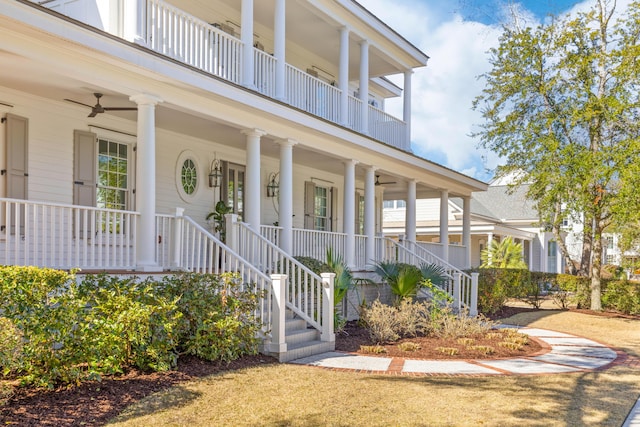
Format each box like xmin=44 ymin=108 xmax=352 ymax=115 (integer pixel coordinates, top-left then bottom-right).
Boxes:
xmin=65 ymin=98 xmax=95 ymax=108
xmin=87 ymin=110 xmax=98 ymax=118
xmin=103 ymin=107 xmax=137 ymax=111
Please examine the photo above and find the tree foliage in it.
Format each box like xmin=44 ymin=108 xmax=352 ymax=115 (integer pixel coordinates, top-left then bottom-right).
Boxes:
xmin=473 ymin=0 xmax=640 ymax=310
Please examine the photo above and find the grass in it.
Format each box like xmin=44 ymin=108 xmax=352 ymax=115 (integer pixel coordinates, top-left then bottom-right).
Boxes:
xmin=107 ymin=309 xmax=640 ymax=427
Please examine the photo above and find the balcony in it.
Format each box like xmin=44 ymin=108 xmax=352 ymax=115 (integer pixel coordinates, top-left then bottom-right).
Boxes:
xmin=32 ymin=0 xmax=410 ymax=152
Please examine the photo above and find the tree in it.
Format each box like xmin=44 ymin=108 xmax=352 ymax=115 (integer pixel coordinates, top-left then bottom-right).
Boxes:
xmin=473 ymin=0 xmax=640 ymax=310
xmin=480 ymin=237 xmax=528 ymax=269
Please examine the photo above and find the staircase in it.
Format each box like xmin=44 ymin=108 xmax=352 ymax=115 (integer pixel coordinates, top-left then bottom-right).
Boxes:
xmin=273 ymin=309 xmax=335 ymax=363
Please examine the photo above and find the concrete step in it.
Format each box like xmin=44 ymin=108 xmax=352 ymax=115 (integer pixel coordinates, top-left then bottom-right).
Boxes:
xmin=285 ymin=328 xmax=319 ymax=346
xmin=278 ymin=340 xmax=335 ymax=363
xmin=285 ymin=317 xmax=308 ymax=332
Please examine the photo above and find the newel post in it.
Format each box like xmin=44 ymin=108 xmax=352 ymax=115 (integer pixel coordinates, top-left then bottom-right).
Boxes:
xmin=453 ymin=272 xmax=462 ymax=314
xmin=269 ymin=274 xmax=288 ymax=353
xmin=321 ymin=272 xmax=336 ymax=342
xmin=224 ymin=213 xmax=239 ymax=251
xmin=171 ymin=207 xmax=184 ymax=269
xmin=470 ymin=272 xmax=479 ymax=316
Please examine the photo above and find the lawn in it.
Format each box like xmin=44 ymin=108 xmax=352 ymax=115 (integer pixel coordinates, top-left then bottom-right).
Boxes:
xmin=107 ymin=309 xmax=640 ymax=427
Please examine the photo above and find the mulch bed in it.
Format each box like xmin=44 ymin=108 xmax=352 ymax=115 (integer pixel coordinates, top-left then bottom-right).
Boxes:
xmin=0 ymin=355 xmax=277 ymax=427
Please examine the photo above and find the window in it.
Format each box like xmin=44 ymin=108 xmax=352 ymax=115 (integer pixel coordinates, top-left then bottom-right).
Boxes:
xmin=223 ymin=162 xmax=245 ymax=220
xmin=181 ymin=159 xmax=197 ymax=195
xmin=383 ymin=200 xmax=406 ymax=209
xmin=97 ymin=138 xmax=130 ymax=210
xmin=314 ymin=186 xmax=329 ymax=231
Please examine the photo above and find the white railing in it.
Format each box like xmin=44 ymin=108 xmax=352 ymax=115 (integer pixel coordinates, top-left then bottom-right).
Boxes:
xmin=146 ymin=0 xmax=242 ymax=84
xmin=0 ymin=198 xmax=137 ymax=270
xmin=260 ymin=224 xmax=281 ymax=247
xmin=348 ymin=95 xmax=364 ymax=132
xmin=155 ymin=213 xmax=174 ymax=269
xmin=292 ymin=228 xmax=346 ymax=262
xmin=448 ymin=244 xmax=468 ymax=270
xmin=415 ymin=241 xmax=444 ymax=259
xmin=232 ymin=217 xmax=329 ymax=333
xmin=368 ymin=105 xmax=407 ymax=151
xmin=254 ymin=49 xmax=276 ymax=98
xmin=354 ymin=234 xmax=367 ymax=268
xmin=172 ymin=214 xmax=272 ymax=330
xmin=376 ymin=236 xmax=478 ymax=315
xmin=285 ymin=64 xmax=341 ymax=123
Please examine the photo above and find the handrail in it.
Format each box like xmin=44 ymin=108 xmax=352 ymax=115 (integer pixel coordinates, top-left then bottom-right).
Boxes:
xmin=178 ymin=215 xmax=272 ymax=329
xmin=233 ymin=219 xmax=326 ymax=331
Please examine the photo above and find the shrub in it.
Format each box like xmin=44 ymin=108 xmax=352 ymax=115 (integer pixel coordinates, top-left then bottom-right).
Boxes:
xmin=601 ymin=280 xmax=640 ymax=315
xmin=432 ymin=307 xmax=496 ymax=339
xmin=159 ymin=272 xmax=263 ymax=362
xmin=474 ymin=268 xmax=528 ymax=314
xmin=394 ymin=299 xmax=432 ymax=338
xmin=0 ymin=317 xmax=22 ymax=377
xmin=77 ymin=274 xmax=181 ymax=375
xmin=360 ymin=300 xmax=399 ymax=343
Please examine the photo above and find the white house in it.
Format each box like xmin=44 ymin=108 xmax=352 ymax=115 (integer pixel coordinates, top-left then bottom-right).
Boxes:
xmin=383 ymin=181 xmax=565 ymax=273
xmin=0 ymin=0 xmax=487 ymax=361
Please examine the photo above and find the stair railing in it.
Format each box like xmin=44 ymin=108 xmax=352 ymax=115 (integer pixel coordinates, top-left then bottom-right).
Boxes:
xmin=226 ymin=215 xmax=334 ymax=343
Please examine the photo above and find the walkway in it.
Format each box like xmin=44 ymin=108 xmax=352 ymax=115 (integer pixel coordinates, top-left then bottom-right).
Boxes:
xmin=290 ymin=325 xmax=640 ymax=425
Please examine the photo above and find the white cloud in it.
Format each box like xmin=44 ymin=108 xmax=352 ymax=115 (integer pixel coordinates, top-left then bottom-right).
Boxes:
xmin=359 ymin=0 xmax=633 ymax=182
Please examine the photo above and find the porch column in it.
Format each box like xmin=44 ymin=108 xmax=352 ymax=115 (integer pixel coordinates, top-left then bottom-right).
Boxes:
xmin=123 ymin=0 xmax=146 ymax=45
xmin=242 ymin=129 xmax=266 ymax=232
xmin=403 ymin=70 xmax=412 ymax=149
xmin=343 ymin=159 xmax=357 ymax=268
xmin=278 ymin=138 xmax=296 ymax=254
xmin=364 ymin=166 xmax=376 ymax=268
xmin=130 ymin=93 xmax=162 ymax=271
xmin=339 ymin=26 xmax=350 ymax=126
xmin=486 ymin=232 xmax=494 ymax=266
xmin=241 ymin=0 xmax=255 ymax=89
xmin=528 ymin=238 xmax=533 ymax=270
xmin=406 ymin=180 xmax=417 ymax=242
xmin=359 ymin=40 xmax=369 ymax=134
xmin=462 ymin=196 xmax=471 ymax=268
xmin=439 ymin=190 xmax=449 ymax=263
xmin=274 ymin=0 xmax=286 ymax=101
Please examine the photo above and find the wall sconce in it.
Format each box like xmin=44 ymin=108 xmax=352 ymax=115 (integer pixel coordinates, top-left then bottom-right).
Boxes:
xmin=266 ymin=172 xmax=279 ymax=197
xmin=209 ymin=158 xmax=222 ymax=188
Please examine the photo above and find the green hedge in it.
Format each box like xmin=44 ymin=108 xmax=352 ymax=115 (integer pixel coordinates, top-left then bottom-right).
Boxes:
xmin=472 ymin=267 xmax=639 ymax=315
xmin=0 ymin=267 xmax=263 ymax=388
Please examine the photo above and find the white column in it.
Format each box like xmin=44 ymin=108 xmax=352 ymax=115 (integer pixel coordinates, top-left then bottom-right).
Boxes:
xmin=241 ymin=0 xmax=255 ymax=89
xmin=364 ymin=166 xmax=376 ymax=268
xmin=130 ymin=93 xmax=162 ymax=271
xmin=343 ymin=160 xmax=357 ymax=268
xmin=242 ymin=129 xmax=266 ymax=232
xmin=406 ymin=180 xmax=417 ymax=242
xmin=403 ymin=70 xmax=412 ymax=149
xmin=123 ymin=0 xmax=146 ymax=45
xmin=462 ymin=196 xmax=471 ymax=268
xmin=359 ymin=40 xmax=369 ymax=134
xmin=274 ymin=0 xmax=286 ymax=101
xmin=278 ymin=138 xmax=296 ymax=253
xmin=439 ymin=190 xmax=449 ymax=262
xmin=528 ymin=238 xmax=533 ymax=270
xmin=339 ymin=26 xmax=350 ymax=126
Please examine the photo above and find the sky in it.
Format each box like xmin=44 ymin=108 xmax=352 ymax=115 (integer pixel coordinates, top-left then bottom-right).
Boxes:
xmin=355 ymin=0 xmax=593 ymax=182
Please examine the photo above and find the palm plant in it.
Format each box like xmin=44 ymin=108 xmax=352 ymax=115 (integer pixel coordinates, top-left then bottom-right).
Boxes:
xmin=480 ymin=237 xmax=528 ymax=269
xmin=419 ymin=263 xmax=448 ymax=287
xmin=374 ymin=261 xmax=423 ymax=302
xmin=325 ymin=247 xmax=354 ymax=332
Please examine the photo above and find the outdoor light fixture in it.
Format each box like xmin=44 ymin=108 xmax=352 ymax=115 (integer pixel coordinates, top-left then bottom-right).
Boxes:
xmin=266 ymin=172 xmax=279 ymax=197
xmin=209 ymin=158 xmax=223 ymax=188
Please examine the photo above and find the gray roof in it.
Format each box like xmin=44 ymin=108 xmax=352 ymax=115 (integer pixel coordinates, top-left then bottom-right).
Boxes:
xmin=471 ymin=184 xmax=538 ymax=222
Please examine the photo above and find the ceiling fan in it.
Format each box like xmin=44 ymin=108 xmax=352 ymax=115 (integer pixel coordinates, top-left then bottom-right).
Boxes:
xmin=64 ymin=92 xmax=137 ymax=117
xmin=375 ymin=175 xmax=397 ymax=186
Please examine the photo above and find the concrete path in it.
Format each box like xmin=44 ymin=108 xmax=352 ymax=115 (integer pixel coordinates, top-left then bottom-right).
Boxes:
xmin=290 ymin=325 xmax=640 ymax=425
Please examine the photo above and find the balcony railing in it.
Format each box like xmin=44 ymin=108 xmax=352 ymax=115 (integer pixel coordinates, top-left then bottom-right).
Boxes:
xmin=32 ymin=0 xmax=409 ymax=151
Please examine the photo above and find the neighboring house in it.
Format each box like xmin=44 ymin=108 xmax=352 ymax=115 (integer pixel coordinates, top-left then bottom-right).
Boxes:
xmin=0 ymin=0 xmax=487 ymax=361
xmin=383 ymin=181 xmax=565 ymax=273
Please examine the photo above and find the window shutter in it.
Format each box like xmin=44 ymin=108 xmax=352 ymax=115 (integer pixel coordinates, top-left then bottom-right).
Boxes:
xmin=6 ymin=114 xmax=28 ymax=200
xmin=73 ymin=130 xmax=97 ymax=207
xmin=355 ymin=191 xmax=361 ymax=234
xmin=330 ymin=186 xmax=338 ymax=232
xmin=304 ymin=180 xmax=315 ymax=229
